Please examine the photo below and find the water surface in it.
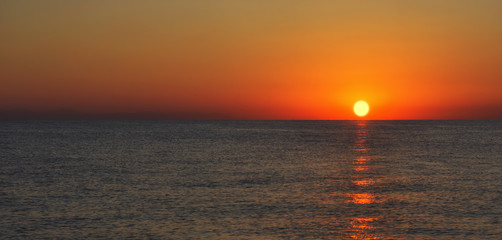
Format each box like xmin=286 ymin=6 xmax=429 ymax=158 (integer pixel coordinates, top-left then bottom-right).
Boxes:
xmin=1 ymin=121 xmax=501 ymax=239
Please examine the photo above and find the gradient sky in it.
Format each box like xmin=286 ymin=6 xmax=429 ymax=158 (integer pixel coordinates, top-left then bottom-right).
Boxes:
xmin=1 ymin=0 xmax=502 ymax=119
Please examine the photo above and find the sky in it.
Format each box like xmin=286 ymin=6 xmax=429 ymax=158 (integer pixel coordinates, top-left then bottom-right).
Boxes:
xmin=1 ymin=0 xmax=502 ymax=120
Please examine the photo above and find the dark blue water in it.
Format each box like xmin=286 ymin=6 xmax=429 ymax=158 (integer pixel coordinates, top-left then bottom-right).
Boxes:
xmin=1 ymin=121 xmax=501 ymax=239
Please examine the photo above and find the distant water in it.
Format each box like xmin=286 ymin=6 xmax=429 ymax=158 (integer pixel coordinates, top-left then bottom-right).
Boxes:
xmin=1 ymin=121 xmax=501 ymax=239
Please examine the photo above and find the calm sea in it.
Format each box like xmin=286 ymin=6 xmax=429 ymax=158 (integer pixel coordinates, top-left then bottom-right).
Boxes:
xmin=1 ymin=121 xmax=501 ymax=239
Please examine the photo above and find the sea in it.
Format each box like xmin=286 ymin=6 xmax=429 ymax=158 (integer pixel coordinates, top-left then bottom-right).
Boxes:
xmin=1 ymin=120 xmax=501 ymax=239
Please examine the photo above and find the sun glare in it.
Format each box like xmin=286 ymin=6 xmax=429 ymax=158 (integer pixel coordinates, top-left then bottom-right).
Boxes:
xmin=353 ymin=101 xmax=369 ymax=117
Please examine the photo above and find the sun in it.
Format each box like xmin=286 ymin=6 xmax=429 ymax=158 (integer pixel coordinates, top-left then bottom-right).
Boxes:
xmin=353 ymin=100 xmax=369 ymax=117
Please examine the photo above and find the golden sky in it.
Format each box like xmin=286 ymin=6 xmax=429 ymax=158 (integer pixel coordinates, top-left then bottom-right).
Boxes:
xmin=1 ymin=1 xmax=502 ymax=119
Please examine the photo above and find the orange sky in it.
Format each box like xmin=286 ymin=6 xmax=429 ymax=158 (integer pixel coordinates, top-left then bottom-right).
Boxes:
xmin=1 ymin=1 xmax=502 ymax=119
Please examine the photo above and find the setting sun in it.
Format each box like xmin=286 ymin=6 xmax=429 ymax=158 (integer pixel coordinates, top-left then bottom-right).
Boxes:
xmin=353 ymin=101 xmax=370 ymax=117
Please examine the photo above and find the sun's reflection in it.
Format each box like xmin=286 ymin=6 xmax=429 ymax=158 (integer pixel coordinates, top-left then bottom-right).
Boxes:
xmin=353 ymin=179 xmax=375 ymax=187
xmin=349 ymin=193 xmax=376 ymax=204
xmin=355 ymin=157 xmax=369 ymax=164
xmin=354 ymin=166 xmax=369 ymax=172
xmin=346 ymin=121 xmax=383 ymax=239
xmin=353 ymin=145 xmax=369 ymax=152
xmin=351 ymin=217 xmax=377 ymax=230
xmin=353 ymin=121 xmax=369 ymax=152
xmin=314 ymin=121 xmax=388 ymax=239
xmin=350 ymin=217 xmax=380 ymax=240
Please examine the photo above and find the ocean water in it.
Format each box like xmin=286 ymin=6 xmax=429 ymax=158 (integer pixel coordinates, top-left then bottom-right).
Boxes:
xmin=1 ymin=120 xmax=501 ymax=239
